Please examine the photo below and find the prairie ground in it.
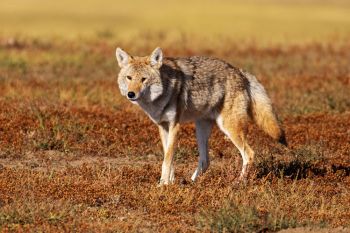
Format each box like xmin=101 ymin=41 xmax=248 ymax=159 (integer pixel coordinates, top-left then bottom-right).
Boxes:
xmin=0 ymin=36 xmax=349 ymax=232
xmin=0 ymin=0 xmax=350 ymax=232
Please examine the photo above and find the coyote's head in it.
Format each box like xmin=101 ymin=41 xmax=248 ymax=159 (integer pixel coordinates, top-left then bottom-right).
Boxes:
xmin=115 ymin=47 xmax=164 ymax=103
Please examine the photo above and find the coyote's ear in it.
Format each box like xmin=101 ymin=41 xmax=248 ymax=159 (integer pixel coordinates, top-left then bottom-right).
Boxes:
xmin=149 ymin=47 xmax=163 ymax=69
xmin=116 ymin=48 xmax=130 ymax=68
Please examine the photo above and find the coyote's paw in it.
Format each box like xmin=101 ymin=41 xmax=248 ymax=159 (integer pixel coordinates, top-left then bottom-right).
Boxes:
xmin=237 ymin=164 xmax=254 ymax=184
xmin=157 ymin=178 xmax=174 ymax=187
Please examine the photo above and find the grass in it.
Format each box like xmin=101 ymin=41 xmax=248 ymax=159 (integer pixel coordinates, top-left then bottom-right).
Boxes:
xmin=1 ymin=0 xmax=350 ymax=44
xmin=0 ymin=0 xmax=350 ymax=231
xmin=199 ymin=202 xmax=300 ymax=232
xmin=0 ymin=36 xmax=349 ymax=232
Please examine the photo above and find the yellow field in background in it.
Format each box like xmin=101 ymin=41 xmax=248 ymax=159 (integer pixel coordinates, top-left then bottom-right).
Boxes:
xmin=1 ymin=0 xmax=350 ymax=44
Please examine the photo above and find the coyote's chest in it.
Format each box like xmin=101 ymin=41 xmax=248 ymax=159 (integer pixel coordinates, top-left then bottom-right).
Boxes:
xmin=137 ymin=100 xmax=217 ymax=124
xmin=137 ymin=101 xmax=177 ymax=124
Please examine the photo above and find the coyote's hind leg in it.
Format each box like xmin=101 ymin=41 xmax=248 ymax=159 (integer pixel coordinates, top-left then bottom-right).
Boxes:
xmin=216 ymin=102 xmax=255 ymax=181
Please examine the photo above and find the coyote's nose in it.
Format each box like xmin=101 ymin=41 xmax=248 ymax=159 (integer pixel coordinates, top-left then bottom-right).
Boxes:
xmin=127 ymin=91 xmax=136 ymax=99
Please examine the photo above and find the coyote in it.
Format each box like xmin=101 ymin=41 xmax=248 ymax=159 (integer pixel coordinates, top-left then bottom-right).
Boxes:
xmin=116 ymin=47 xmax=287 ymax=185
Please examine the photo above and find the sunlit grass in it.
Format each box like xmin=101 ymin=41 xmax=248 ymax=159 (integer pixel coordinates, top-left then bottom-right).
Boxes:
xmin=0 ymin=2 xmax=349 ymax=231
xmin=1 ymin=0 xmax=350 ymax=44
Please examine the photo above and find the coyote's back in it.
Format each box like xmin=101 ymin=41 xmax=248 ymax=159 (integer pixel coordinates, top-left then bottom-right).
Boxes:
xmin=156 ymin=55 xmax=286 ymax=144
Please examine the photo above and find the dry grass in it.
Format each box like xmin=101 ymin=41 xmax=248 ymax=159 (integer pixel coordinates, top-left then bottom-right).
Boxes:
xmin=1 ymin=0 xmax=350 ymax=44
xmin=0 ymin=35 xmax=350 ymax=232
xmin=1 ymin=2 xmax=349 ymax=232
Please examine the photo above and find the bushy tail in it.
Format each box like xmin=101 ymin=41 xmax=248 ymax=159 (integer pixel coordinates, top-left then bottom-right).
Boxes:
xmin=246 ymin=73 xmax=287 ymax=146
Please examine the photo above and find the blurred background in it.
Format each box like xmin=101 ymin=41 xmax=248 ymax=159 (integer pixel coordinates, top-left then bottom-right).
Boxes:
xmin=1 ymin=0 xmax=350 ymax=45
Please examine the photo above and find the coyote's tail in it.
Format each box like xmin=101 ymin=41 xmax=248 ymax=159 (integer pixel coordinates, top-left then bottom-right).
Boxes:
xmin=246 ymin=73 xmax=287 ymax=146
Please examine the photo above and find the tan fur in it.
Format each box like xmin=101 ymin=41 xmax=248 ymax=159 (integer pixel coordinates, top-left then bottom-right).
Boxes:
xmin=158 ymin=125 xmax=168 ymax=154
xmin=160 ymin=122 xmax=180 ymax=185
xmin=245 ymin=72 xmax=286 ymax=143
xmin=115 ymin=47 xmax=287 ymax=185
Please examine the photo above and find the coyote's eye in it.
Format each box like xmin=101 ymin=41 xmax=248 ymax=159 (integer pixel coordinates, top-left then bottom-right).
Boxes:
xmin=141 ymin=77 xmax=147 ymax=83
xmin=126 ymin=76 xmax=132 ymax=81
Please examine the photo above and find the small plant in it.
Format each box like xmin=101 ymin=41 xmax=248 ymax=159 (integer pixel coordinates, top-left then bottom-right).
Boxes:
xmin=198 ymin=202 xmax=300 ymax=232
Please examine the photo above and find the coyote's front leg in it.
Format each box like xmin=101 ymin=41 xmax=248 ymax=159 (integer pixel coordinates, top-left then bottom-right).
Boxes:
xmin=159 ymin=122 xmax=180 ymax=186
